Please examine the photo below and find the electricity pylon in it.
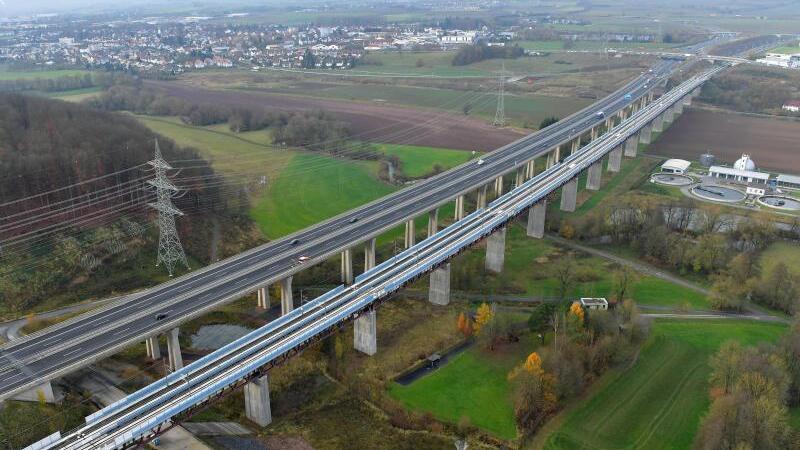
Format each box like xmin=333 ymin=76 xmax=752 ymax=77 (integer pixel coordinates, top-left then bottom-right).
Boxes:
xmin=493 ymin=62 xmax=508 ymax=127
xmin=148 ymin=139 xmax=188 ymax=276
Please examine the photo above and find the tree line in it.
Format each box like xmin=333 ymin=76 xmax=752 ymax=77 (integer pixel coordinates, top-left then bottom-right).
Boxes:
xmin=0 ymin=73 xmax=95 ymax=93
xmin=452 ymin=43 xmax=525 ymax=66
xmin=87 ymin=80 xmax=352 ymax=151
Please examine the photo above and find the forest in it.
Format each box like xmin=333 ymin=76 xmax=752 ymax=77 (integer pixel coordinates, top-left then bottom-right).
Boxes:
xmin=0 ymin=93 xmax=257 ymax=315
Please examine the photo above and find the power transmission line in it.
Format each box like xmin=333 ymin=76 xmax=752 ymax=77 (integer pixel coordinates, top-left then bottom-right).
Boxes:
xmin=147 ymin=140 xmax=188 ymax=277
xmin=493 ymin=62 xmax=508 ymax=127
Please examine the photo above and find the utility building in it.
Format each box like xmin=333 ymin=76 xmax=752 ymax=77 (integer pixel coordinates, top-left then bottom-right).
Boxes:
xmin=708 ymin=166 xmax=769 ymax=185
xmin=660 ymin=159 xmax=691 ymax=175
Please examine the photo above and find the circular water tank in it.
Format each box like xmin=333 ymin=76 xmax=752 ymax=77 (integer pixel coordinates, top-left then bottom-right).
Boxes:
xmin=734 ymin=154 xmax=756 ymax=171
xmin=699 ymin=153 xmax=715 ymax=167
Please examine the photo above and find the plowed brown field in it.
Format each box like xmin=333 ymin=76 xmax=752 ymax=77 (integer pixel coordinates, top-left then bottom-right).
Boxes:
xmin=146 ymin=81 xmax=524 ymax=152
xmin=649 ymin=109 xmax=800 ymax=173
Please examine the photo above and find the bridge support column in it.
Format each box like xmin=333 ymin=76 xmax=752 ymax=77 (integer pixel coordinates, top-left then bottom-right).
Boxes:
xmin=527 ymin=201 xmax=547 ymax=239
xmin=525 ymin=160 xmax=536 ymax=179
xmin=648 ymin=91 xmax=655 ymax=103
xmin=515 ymin=167 xmax=525 ymax=187
xmin=429 ymin=263 xmax=451 ymax=305
xmin=13 ymin=381 xmax=56 ymax=403
xmin=427 ymin=209 xmax=439 ymax=237
xmin=547 ymin=146 xmax=559 ymax=168
xmin=590 ymin=126 xmax=599 ymax=141
xmin=166 ymin=328 xmax=183 ymax=372
xmin=404 ymin=219 xmax=415 ymax=248
xmin=257 ymin=286 xmax=270 ymax=309
xmin=493 ymin=176 xmax=504 ymax=197
xmin=485 ymin=227 xmax=506 ymax=273
xmin=354 ymin=309 xmax=377 ymax=356
xmin=663 ymin=106 xmax=674 ymax=123
xmin=364 ymin=238 xmax=376 ymax=271
xmin=560 ymin=179 xmax=578 ymax=212
xmin=608 ymin=146 xmax=623 ymax=172
xmin=624 ymin=134 xmax=639 ymax=158
xmin=605 ymin=117 xmax=613 ymax=132
xmin=674 ymin=101 xmax=684 ymax=115
xmin=639 ymin=124 xmax=652 ymax=145
xmin=341 ymin=248 xmax=353 ymax=284
xmin=571 ymin=138 xmax=580 ymax=155
xmin=586 ymin=161 xmax=602 ymax=191
xmin=145 ymin=336 xmax=161 ymax=359
xmin=652 ymin=114 xmax=664 ymax=133
xmin=684 ymin=95 xmax=692 ymax=106
xmin=280 ymin=276 xmax=293 ymax=315
xmin=454 ymin=195 xmax=465 ymax=221
xmin=244 ymin=375 xmax=272 ymax=427
xmin=476 ymin=185 xmax=488 ymax=209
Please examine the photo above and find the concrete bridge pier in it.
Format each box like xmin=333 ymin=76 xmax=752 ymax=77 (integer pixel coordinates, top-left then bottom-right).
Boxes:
xmin=586 ymin=161 xmax=603 ymax=191
xmin=13 ymin=382 xmax=56 ymax=403
xmin=547 ymin=146 xmax=561 ymax=168
xmin=145 ymin=336 xmax=161 ymax=359
xmin=454 ymin=195 xmax=465 ymax=221
xmin=652 ymin=114 xmax=664 ymax=133
xmin=515 ymin=166 xmax=525 ymax=188
xmin=404 ymin=219 xmax=416 ymax=248
xmin=608 ymin=146 xmax=623 ymax=172
xmin=429 ymin=263 xmax=451 ymax=305
xmin=244 ymin=375 xmax=272 ymax=427
xmin=590 ymin=126 xmax=599 ymax=141
xmin=354 ymin=309 xmax=377 ymax=356
xmin=674 ymin=101 xmax=684 ymax=115
xmin=364 ymin=238 xmax=376 ymax=272
xmin=427 ymin=209 xmax=439 ymax=237
xmin=166 ymin=328 xmax=183 ymax=372
xmin=604 ymin=117 xmax=614 ymax=132
xmin=341 ymin=248 xmax=353 ymax=284
xmin=280 ymin=277 xmax=293 ymax=315
xmin=476 ymin=184 xmax=488 ymax=209
xmin=257 ymin=286 xmax=270 ymax=309
xmin=639 ymin=124 xmax=652 ymax=145
xmin=493 ymin=176 xmax=504 ymax=197
xmin=560 ymin=178 xmax=578 ymax=212
xmin=527 ymin=201 xmax=547 ymax=239
xmin=663 ymin=106 xmax=674 ymax=123
xmin=485 ymin=227 xmax=506 ymax=273
xmin=571 ymin=138 xmax=580 ymax=155
xmin=648 ymin=91 xmax=655 ymax=102
xmin=525 ymin=160 xmax=536 ymax=179
xmin=683 ymin=94 xmax=692 ymax=106
xmin=624 ymin=134 xmax=639 ymax=157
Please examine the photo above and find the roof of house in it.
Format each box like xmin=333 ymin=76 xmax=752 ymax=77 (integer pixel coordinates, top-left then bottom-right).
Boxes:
xmin=580 ymin=298 xmax=608 ymax=306
xmin=709 ymin=166 xmax=770 ymax=179
xmin=783 ymin=100 xmax=800 ymax=108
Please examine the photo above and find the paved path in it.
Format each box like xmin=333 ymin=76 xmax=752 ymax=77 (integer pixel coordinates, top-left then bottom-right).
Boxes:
xmin=545 ymin=234 xmax=709 ymax=295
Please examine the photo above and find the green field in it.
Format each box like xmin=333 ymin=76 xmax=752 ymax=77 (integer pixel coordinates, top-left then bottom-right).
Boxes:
xmin=518 ymin=40 xmax=677 ymax=52
xmin=542 ymin=319 xmax=789 ymax=450
xmin=759 ymin=242 xmax=800 ymax=277
xmin=47 ymin=86 xmax=103 ymax=102
xmin=457 ymin=224 xmax=710 ymax=309
xmin=374 ymin=143 xmax=473 ymax=178
xmin=769 ymin=45 xmax=800 ymax=55
xmin=251 ymin=153 xmax=394 ymax=238
xmin=389 ymin=334 xmax=536 ymax=440
xmin=0 ymin=66 xmax=88 ymax=81
xmin=135 ymin=115 xmax=471 ymax=240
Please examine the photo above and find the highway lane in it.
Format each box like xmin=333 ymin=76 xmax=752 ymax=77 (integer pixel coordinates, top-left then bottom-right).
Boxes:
xmin=0 ymin=61 xmax=677 ymax=399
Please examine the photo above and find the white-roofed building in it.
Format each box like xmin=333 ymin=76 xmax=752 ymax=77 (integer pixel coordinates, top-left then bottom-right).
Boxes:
xmin=709 ymin=166 xmax=770 ymax=184
xmin=777 ymin=174 xmax=800 ymax=190
xmin=660 ymin=159 xmax=691 ymax=175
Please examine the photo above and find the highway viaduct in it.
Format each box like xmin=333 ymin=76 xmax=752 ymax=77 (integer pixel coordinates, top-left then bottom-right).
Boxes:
xmin=9 ymin=59 xmax=714 ymax=446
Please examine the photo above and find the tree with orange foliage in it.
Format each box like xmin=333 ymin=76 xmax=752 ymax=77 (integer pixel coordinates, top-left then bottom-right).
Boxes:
xmin=473 ymin=303 xmax=493 ymax=334
xmin=456 ymin=312 xmax=473 ymax=337
xmin=509 ymin=351 xmax=559 ymax=431
xmin=523 ymin=352 xmax=544 ymax=376
xmin=568 ymin=301 xmax=584 ymax=329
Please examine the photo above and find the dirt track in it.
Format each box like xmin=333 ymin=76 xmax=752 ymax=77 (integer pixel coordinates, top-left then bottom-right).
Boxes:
xmin=650 ymin=109 xmax=800 ymax=173
xmin=146 ymin=81 xmax=524 ymax=151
